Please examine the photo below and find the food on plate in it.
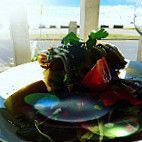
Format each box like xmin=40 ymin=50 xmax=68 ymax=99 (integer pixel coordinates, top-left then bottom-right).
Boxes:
xmin=38 ymin=29 xmax=127 ymax=92
xmin=2 ymin=29 xmax=142 ymax=142
xmin=3 ymin=80 xmax=48 ymax=115
xmin=37 ymin=29 xmax=141 ymax=107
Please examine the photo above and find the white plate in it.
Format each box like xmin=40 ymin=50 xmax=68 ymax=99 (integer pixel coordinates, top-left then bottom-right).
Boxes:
xmin=0 ymin=60 xmax=142 ymax=141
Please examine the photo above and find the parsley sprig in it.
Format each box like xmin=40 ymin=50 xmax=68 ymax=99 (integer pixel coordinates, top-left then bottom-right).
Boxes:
xmin=61 ymin=28 xmax=109 ymax=49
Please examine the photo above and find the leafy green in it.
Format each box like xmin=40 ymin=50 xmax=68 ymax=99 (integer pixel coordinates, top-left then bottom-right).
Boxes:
xmin=94 ymin=105 xmax=103 ymax=110
xmin=61 ymin=29 xmax=108 ymax=49
xmin=98 ymin=119 xmax=104 ymax=142
xmin=90 ymin=29 xmax=109 ymax=40
xmin=35 ymin=120 xmax=54 ymax=142
xmin=61 ymin=32 xmax=83 ymax=46
xmin=86 ymin=29 xmax=109 ymax=49
xmin=66 ymin=32 xmax=80 ymax=41
xmin=86 ymin=36 xmax=97 ymax=50
xmin=63 ymin=74 xmax=71 ymax=84
xmin=81 ymin=131 xmax=94 ymax=140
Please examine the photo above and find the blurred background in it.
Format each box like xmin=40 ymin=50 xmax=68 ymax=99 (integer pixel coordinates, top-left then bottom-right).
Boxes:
xmin=0 ymin=0 xmax=138 ymax=29
xmin=0 ymin=0 xmax=140 ymax=72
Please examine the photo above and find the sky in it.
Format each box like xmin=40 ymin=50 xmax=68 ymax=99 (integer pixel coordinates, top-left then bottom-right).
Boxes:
xmin=100 ymin=0 xmax=137 ymax=6
xmin=31 ymin=0 xmax=137 ymax=7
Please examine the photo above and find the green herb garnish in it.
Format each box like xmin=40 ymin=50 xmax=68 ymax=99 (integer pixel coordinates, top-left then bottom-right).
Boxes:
xmin=61 ymin=32 xmax=84 ymax=46
xmin=62 ymin=29 xmax=108 ymax=49
xmin=86 ymin=29 xmax=109 ymax=49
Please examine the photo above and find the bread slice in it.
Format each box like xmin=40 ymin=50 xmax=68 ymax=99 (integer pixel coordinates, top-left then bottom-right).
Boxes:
xmin=3 ymin=80 xmax=48 ymax=115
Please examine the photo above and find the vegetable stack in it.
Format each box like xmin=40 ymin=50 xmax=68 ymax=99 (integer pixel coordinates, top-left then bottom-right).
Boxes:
xmin=38 ymin=29 xmax=127 ymax=92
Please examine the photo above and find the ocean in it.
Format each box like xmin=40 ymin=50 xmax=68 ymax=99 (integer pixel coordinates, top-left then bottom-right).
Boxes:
xmin=25 ymin=5 xmax=136 ymax=28
xmin=0 ymin=4 xmax=136 ymax=30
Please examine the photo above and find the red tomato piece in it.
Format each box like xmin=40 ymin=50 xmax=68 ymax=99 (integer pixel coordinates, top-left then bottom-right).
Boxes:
xmin=81 ymin=57 xmax=111 ymax=91
xmin=98 ymin=87 xmax=141 ymax=106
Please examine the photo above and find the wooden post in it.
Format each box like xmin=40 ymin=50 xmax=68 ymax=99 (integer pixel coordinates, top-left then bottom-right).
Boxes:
xmin=10 ymin=6 xmax=31 ymax=66
xmin=137 ymin=35 xmax=142 ymax=62
xmin=80 ymin=0 xmax=100 ymax=40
